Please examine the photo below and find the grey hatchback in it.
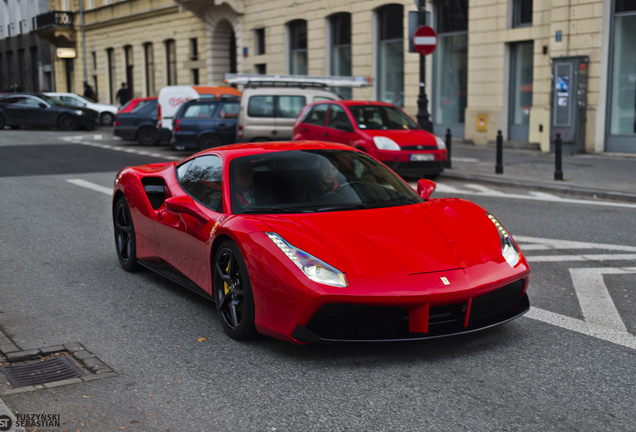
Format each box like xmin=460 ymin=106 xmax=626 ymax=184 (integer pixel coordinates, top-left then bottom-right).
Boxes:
xmin=171 ymin=99 xmax=240 ymax=151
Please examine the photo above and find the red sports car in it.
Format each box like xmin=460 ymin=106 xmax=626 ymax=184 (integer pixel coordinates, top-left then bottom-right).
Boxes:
xmin=293 ymin=101 xmax=447 ymax=178
xmin=112 ymin=141 xmax=530 ymax=344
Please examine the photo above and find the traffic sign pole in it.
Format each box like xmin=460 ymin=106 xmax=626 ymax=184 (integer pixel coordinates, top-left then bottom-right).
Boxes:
xmin=413 ymin=20 xmax=437 ymax=133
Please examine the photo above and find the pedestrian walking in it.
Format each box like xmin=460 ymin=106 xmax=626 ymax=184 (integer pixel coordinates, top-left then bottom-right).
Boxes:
xmin=116 ymin=82 xmax=130 ymax=106
xmin=84 ymin=82 xmax=97 ymax=102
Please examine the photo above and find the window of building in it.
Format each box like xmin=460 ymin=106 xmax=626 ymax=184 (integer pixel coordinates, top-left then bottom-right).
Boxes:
xmin=330 ymin=13 xmax=352 ymax=99
xmin=91 ymin=51 xmax=97 ymax=70
xmin=125 ymin=45 xmax=134 ymax=99
xmin=190 ymin=38 xmax=198 ymax=61
xmin=377 ymin=4 xmax=404 ymax=107
xmin=255 ymin=64 xmax=266 ymax=74
xmin=288 ymin=20 xmax=307 ymax=75
xmin=144 ymin=43 xmax=155 ymax=96
xmin=166 ymin=39 xmax=177 ymax=85
xmin=434 ymin=0 xmax=468 ymax=130
xmin=254 ymin=28 xmax=265 ymax=55
xmin=608 ymin=2 xmax=636 ymax=144
xmin=107 ymin=48 xmax=115 ymax=103
xmin=513 ymin=0 xmax=532 ymax=27
xmin=192 ymin=69 xmax=200 ymax=85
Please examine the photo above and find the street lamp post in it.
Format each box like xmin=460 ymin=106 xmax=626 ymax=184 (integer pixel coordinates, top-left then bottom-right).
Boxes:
xmin=415 ymin=2 xmax=433 ymax=133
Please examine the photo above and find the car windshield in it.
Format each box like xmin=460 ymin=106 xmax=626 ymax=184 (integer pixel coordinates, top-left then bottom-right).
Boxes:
xmin=348 ymin=105 xmax=420 ymax=130
xmin=230 ymin=150 xmax=423 ymax=215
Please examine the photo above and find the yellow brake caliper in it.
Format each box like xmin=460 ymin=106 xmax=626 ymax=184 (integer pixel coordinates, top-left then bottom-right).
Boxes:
xmin=224 ymin=261 xmax=230 ymax=295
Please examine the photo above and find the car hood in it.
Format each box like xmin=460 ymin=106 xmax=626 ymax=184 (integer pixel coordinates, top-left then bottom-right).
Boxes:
xmin=360 ymin=129 xmax=438 ymax=147
xmin=90 ymin=103 xmax=118 ymax=112
xmin=257 ymin=199 xmax=503 ymax=276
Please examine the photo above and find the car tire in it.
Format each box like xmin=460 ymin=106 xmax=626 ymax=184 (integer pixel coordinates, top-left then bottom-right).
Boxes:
xmin=100 ymin=112 xmax=115 ymax=126
xmin=113 ymin=196 xmax=139 ymax=272
xmin=58 ymin=114 xmax=77 ymax=131
xmin=0 ymin=114 xmax=5 ymax=129
xmin=137 ymin=127 xmax=158 ymax=146
xmin=9 ymin=125 xmax=20 ymax=130
xmin=197 ymin=134 xmax=221 ymax=151
xmin=213 ymin=240 xmax=258 ymax=340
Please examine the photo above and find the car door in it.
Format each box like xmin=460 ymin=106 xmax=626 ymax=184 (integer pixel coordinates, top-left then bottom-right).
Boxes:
xmin=178 ymin=102 xmax=218 ymax=146
xmin=275 ymin=95 xmax=306 ymax=140
xmin=27 ymin=96 xmax=59 ymax=126
xmin=154 ymin=155 xmax=224 ymax=291
xmin=297 ymin=103 xmax=329 ymax=141
xmin=214 ymin=101 xmax=239 ymax=144
xmin=0 ymin=96 xmax=26 ymax=124
xmin=323 ymin=104 xmax=356 ymax=146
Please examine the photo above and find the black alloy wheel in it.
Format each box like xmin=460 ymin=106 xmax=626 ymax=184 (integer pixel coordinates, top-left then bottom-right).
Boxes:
xmin=0 ymin=114 xmax=5 ymax=129
xmin=113 ymin=197 xmax=138 ymax=271
xmin=137 ymin=126 xmax=158 ymax=146
xmin=101 ymin=112 xmax=115 ymax=126
xmin=58 ymin=114 xmax=77 ymax=131
xmin=197 ymin=134 xmax=221 ymax=151
xmin=213 ymin=241 xmax=257 ymax=340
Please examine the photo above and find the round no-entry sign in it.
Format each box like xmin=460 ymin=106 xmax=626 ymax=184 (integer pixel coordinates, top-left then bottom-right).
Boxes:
xmin=413 ymin=26 xmax=438 ymax=56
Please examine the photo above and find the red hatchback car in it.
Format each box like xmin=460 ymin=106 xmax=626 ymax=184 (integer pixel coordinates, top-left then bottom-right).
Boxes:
xmin=293 ymin=101 xmax=447 ymax=177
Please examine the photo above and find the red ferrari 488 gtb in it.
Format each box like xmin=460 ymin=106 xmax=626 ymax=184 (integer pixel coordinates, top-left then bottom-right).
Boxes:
xmin=113 ymin=141 xmax=530 ymax=344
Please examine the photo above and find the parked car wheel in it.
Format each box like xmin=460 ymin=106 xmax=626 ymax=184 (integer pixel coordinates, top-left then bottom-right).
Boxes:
xmin=9 ymin=125 xmax=20 ymax=130
xmin=137 ymin=126 xmax=158 ymax=146
xmin=58 ymin=114 xmax=77 ymax=131
xmin=100 ymin=112 xmax=115 ymax=126
xmin=197 ymin=134 xmax=221 ymax=151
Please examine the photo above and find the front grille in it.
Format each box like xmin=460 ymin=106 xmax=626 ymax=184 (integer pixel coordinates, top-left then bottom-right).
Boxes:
xmin=305 ymin=304 xmax=409 ymax=340
xmin=469 ymin=279 xmax=525 ymax=324
xmin=401 ymin=145 xmax=437 ymax=151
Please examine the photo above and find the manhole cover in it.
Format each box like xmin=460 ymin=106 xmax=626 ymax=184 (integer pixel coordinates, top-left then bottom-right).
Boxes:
xmin=0 ymin=354 xmax=85 ymax=387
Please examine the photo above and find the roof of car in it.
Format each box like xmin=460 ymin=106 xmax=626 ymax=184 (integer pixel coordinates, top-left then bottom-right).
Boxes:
xmin=192 ymin=141 xmax=361 ymax=160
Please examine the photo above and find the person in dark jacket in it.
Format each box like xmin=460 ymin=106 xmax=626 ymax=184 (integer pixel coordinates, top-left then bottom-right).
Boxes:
xmin=115 ymin=83 xmax=130 ymax=106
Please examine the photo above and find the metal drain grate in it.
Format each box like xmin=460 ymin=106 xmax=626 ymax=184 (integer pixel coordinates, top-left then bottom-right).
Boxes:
xmin=0 ymin=354 xmax=85 ymax=387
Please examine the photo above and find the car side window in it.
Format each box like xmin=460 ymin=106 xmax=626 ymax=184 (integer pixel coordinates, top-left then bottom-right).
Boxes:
xmin=62 ymin=96 xmax=81 ymax=106
xmin=326 ymin=105 xmax=352 ymax=130
xmin=177 ymin=155 xmax=224 ymax=213
xmin=218 ymin=101 xmax=239 ymax=118
xmin=183 ymin=103 xmax=218 ymax=118
xmin=277 ymin=96 xmax=306 ymax=118
xmin=23 ymin=98 xmax=43 ymax=107
xmin=302 ymin=104 xmax=329 ymax=126
xmin=247 ymin=96 xmax=275 ymax=117
xmin=0 ymin=97 xmax=24 ymax=105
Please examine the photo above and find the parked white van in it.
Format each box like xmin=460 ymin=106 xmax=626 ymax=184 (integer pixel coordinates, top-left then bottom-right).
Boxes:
xmin=156 ymin=85 xmax=241 ymax=140
xmin=224 ymin=74 xmax=372 ymax=142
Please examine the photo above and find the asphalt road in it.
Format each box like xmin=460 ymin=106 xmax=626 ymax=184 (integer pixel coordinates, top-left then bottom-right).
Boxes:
xmin=0 ymin=128 xmax=634 ymax=431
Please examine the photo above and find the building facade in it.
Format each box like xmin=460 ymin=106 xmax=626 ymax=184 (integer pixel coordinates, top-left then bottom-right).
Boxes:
xmin=0 ymin=0 xmax=54 ymax=93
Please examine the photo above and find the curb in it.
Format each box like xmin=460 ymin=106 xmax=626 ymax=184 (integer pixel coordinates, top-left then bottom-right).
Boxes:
xmin=440 ymin=171 xmax=636 ymax=203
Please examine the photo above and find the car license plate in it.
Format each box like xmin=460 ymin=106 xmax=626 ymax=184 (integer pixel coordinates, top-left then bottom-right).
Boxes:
xmin=410 ymin=154 xmax=434 ymax=161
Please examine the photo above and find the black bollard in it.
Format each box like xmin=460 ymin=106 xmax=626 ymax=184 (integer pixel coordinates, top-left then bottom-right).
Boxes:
xmin=495 ymin=130 xmax=503 ymax=174
xmin=554 ymin=133 xmax=563 ymax=180
xmin=445 ymin=128 xmax=452 ymax=168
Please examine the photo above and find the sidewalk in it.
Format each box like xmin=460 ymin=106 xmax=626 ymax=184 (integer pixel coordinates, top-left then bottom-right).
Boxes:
xmin=441 ymin=143 xmax=636 ymax=202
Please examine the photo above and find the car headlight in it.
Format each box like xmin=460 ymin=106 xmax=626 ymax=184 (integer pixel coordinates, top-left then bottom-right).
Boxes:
xmin=74 ymin=110 xmax=84 ymax=116
xmin=435 ymin=136 xmax=446 ymax=150
xmin=373 ymin=136 xmax=401 ymax=151
xmin=266 ymin=232 xmax=348 ymax=287
xmin=487 ymin=214 xmax=520 ymax=268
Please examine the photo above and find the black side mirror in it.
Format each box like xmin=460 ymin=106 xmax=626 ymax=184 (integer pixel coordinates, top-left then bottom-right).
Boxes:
xmin=334 ymin=122 xmax=353 ymax=133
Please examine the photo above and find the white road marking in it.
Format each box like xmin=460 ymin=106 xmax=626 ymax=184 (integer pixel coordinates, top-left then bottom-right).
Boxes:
xmin=515 ymin=236 xmax=636 ymax=252
xmin=428 ymin=182 xmax=636 ymax=209
xmin=67 ymin=179 xmax=112 ymax=195
xmin=61 ymin=135 xmax=180 ymax=160
xmin=449 ymin=157 xmax=479 ymax=163
xmin=527 ymin=254 xmax=636 ymax=262
xmin=527 ymin=267 xmax=636 ymax=350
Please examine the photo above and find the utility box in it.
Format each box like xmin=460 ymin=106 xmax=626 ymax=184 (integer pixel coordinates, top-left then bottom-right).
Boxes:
xmin=550 ymin=56 xmax=588 ymax=154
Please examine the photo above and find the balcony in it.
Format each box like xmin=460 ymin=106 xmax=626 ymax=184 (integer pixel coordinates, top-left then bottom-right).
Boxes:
xmin=33 ymin=11 xmax=76 ymax=47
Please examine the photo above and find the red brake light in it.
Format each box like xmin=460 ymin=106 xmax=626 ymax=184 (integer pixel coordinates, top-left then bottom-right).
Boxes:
xmin=157 ymin=104 xmax=162 ymax=127
xmin=174 ymin=119 xmax=180 ymax=132
xmin=237 ymin=125 xmax=243 ymax=138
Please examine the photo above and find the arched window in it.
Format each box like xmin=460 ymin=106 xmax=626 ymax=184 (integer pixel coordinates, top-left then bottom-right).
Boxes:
xmin=288 ymin=20 xmax=307 ymax=75
xmin=330 ymin=13 xmax=352 ymax=99
xmin=376 ymin=4 xmax=403 ymax=107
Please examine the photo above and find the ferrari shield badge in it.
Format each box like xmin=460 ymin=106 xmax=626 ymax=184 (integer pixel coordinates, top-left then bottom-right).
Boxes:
xmin=440 ymin=277 xmax=450 ymax=285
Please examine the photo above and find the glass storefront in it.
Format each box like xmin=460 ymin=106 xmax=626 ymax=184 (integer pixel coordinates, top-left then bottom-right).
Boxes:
xmin=608 ymin=8 xmax=636 ymax=150
xmin=509 ymin=41 xmax=533 ymax=141
xmin=331 ymin=13 xmax=352 ymax=100
xmin=434 ymin=0 xmax=468 ymax=137
xmin=377 ymin=5 xmax=403 ymax=107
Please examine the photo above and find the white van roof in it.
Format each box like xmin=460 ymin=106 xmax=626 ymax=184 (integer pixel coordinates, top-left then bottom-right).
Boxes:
xmin=224 ymin=74 xmax=373 ymax=88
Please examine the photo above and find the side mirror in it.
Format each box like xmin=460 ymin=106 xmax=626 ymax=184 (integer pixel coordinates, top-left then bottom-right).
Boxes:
xmin=165 ymin=195 xmax=208 ymax=223
xmin=417 ymin=179 xmax=436 ymax=200
xmin=334 ymin=122 xmax=353 ymax=133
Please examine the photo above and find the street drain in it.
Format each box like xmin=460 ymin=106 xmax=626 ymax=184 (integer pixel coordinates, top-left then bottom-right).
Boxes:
xmin=0 ymin=354 xmax=85 ymax=387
